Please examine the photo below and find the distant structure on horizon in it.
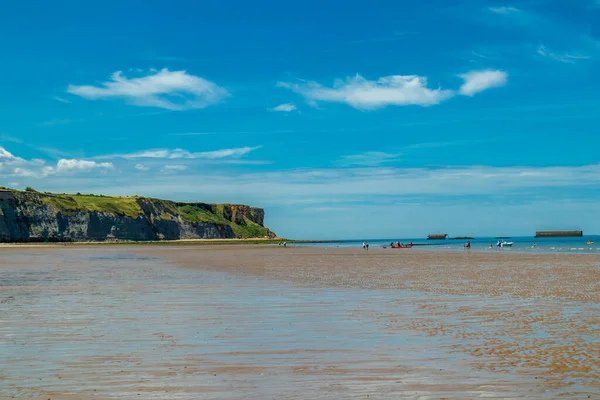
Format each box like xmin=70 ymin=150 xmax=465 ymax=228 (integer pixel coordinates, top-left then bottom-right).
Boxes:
xmin=427 ymin=234 xmax=448 ymax=240
xmin=535 ymin=230 xmax=583 ymax=238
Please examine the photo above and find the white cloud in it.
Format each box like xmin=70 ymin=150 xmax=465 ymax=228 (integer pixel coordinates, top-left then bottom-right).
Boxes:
xmin=0 ymin=147 xmax=26 ymax=164
xmin=55 ymin=159 xmax=114 ymax=173
xmin=161 ymin=165 xmax=188 ymax=173
xmin=488 ymin=6 xmax=520 ymax=14
xmin=0 ymin=147 xmax=47 ymax=178
xmin=337 ymin=151 xmax=401 ymax=167
xmin=279 ymin=70 xmax=507 ymax=110
xmin=537 ymin=45 xmax=590 ymax=64
xmin=67 ymin=68 xmax=229 ymax=111
xmin=278 ymin=74 xmax=454 ymax=110
xmin=118 ymin=146 xmax=261 ymax=160
xmin=53 ymin=96 xmax=72 ymax=104
xmin=12 ymin=168 xmax=38 ymax=178
xmin=41 ymin=166 xmax=55 ymax=177
xmin=197 ymin=147 xmax=261 ymax=159
xmin=458 ymin=70 xmax=508 ymax=96
xmin=135 ymin=163 xmax=150 ymax=171
xmin=0 ymin=147 xmax=114 ymax=178
xmin=269 ymin=103 xmax=297 ymax=112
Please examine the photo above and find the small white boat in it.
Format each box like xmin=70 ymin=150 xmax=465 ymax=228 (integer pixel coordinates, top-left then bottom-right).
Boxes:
xmin=500 ymin=241 xmax=513 ymax=247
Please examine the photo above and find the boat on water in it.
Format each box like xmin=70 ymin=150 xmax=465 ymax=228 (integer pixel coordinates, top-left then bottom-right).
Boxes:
xmin=587 ymin=241 xmax=594 ymax=245
xmin=497 ymin=241 xmax=513 ymax=248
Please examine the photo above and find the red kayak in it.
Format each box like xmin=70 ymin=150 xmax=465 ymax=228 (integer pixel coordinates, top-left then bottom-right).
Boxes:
xmin=391 ymin=244 xmax=412 ymax=249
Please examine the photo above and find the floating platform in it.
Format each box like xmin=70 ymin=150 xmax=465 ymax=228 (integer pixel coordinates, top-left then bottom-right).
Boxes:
xmin=427 ymin=234 xmax=448 ymax=240
xmin=535 ymin=230 xmax=583 ymax=238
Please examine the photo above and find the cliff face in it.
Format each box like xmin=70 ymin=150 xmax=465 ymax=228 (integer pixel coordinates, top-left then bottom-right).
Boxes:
xmin=0 ymin=190 xmax=276 ymax=242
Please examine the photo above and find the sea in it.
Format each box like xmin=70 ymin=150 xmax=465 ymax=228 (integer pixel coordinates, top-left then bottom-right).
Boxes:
xmin=295 ymin=235 xmax=600 ymax=254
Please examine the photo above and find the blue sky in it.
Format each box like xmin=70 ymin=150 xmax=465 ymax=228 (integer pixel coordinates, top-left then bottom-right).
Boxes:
xmin=1 ymin=0 xmax=599 ymax=239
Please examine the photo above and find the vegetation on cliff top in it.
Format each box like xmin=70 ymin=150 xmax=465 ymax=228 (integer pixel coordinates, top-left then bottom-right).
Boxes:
xmin=0 ymin=187 xmax=274 ymax=239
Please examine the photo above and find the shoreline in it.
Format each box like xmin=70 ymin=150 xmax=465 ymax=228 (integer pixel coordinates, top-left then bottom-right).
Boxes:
xmin=0 ymin=238 xmax=290 ymax=247
xmin=1 ymin=240 xmax=595 ymax=257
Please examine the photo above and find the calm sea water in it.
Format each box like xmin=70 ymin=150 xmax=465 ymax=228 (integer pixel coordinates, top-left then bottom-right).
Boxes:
xmin=296 ymin=235 xmax=600 ymax=254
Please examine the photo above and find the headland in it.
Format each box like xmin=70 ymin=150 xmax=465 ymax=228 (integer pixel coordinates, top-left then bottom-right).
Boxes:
xmin=0 ymin=187 xmax=276 ymax=242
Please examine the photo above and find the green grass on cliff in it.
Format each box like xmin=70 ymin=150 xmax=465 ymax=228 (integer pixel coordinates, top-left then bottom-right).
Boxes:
xmin=176 ymin=205 xmax=271 ymax=238
xmin=176 ymin=204 xmax=224 ymax=224
xmin=42 ymin=194 xmax=142 ymax=218
xmin=5 ymin=188 xmax=273 ymax=239
xmin=230 ymin=217 xmax=271 ymax=238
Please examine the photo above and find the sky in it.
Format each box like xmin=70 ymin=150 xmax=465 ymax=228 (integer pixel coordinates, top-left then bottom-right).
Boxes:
xmin=1 ymin=0 xmax=599 ymax=239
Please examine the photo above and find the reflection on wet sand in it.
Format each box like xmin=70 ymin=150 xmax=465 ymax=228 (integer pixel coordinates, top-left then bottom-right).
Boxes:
xmin=1 ymin=246 xmax=599 ymax=399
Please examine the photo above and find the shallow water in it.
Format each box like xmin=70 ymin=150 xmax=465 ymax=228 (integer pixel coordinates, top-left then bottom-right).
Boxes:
xmin=0 ymin=249 xmax=598 ymax=399
xmin=297 ymin=235 xmax=600 ymax=254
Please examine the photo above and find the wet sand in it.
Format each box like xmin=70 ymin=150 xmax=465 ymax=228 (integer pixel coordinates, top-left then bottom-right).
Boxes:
xmin=1 ymin=246 xmax=599 ymax=399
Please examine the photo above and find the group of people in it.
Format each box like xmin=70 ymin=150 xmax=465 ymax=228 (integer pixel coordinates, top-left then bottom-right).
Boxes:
xmin=390 ymin=241 xmax=412 ymax=247
xmin=362 ymin=242 xmax=369 ymax=250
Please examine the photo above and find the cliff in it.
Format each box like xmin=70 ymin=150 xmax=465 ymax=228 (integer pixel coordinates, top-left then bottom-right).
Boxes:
xmin=0 ymin=188 xmax=277 ymax=242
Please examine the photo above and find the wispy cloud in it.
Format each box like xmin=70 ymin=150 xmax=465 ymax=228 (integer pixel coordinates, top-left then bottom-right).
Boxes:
xmin=335 ymin=140 xmax=485 ymax=167
xmin=53 ymin=163 xmax=600 ymax=209
xmin=279 ymin=70 xmax=507 ymax=110
xmin=1 ymin=135 xmax=76 ymax=159
xmin=488 ymin=6 xmax=520 ymax=14
xmin=474 ymin=4 xmax=599 ymax=64
xmin=153 ymin=55 xmax=189 ymax=62
xmin=345 ymin=30 xmax=414 ymax=45
xmin=336 ymin=151 xmax=401 ymax=167
xmin=34 ymin=146 xmax=76 ymax=159
xmin=195 ymin=147 xmax=261 ymax=159
xmin=161 ymin=165 xmax=187 ymax=173
xmin=170 ymin=129 xmax=295 ymax=136
xmin=39 ymin=118 xmax=82 ymax=126
xmin=168 ymin=132 xmax=217 ymax=136
xmin=135 ymin=164 xmax=150 ymax=171
xmin=111 ymin=146 xmax=262 ymax=160
xmin=53 ymin=96 xmax=72 ymax=104
xmin=268 ymin=103 xmax=297 ymax=112
xmin=0 ymin=134 xmax=23 ymax=144
xmin=278 ymin=74 xmax=454 ymax=110
xmin=458 ymin=70 xmax=508 ymax=96
xmin=537 ymin=45 xmax=590 ymax=63
xmin=67 ymin=68 xmax=229 ymax=111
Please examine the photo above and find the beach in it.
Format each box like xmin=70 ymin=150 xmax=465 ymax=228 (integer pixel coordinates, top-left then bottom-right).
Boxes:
xmin=1 ymin=245 xmax=599 ymax=399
